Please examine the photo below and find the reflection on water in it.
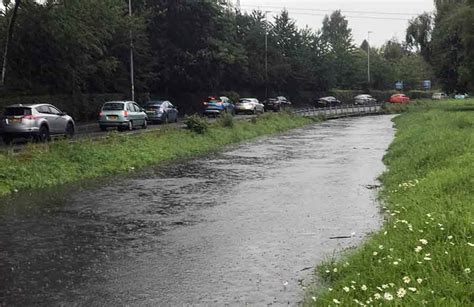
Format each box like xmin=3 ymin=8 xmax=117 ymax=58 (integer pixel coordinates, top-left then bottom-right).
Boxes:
xmin=0 ymin=115 xmax=395 ymax=305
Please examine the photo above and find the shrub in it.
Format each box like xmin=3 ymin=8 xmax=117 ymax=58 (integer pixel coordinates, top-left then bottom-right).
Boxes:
xmin=220 ymin=91 xmax=240 ymax=104
xmin=184 ymin=114 xmax=209 ymax=134
xmin=217 ymin=112 xmax=234 ymax=128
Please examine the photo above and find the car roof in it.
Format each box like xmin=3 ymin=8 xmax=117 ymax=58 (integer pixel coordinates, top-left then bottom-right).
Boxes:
xmin=146 ymin=100 xmax=167 ymax=104
xmin=6 ymin=103 xmax=54 ymax=108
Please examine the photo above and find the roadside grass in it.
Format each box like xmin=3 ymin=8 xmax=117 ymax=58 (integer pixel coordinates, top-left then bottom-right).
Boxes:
xmin=0 ymin=113 xmax=314 ymax=197
xmin=306 ymin=99 xmax=474 ymax=306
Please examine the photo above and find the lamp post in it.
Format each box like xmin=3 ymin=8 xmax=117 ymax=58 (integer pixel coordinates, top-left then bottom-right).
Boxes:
xmin=367 ymin=31 xmax=372 ymax=87
xmin=265 ymin=11 xmax=270 ymax=99
xmin=129 ymin=0 xmax=135 ymax=102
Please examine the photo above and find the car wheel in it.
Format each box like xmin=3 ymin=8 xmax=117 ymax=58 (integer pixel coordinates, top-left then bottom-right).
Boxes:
xmin=2 ymin=136 xmax=13 ymax=145
xmin=37 ymin=125 xmax=50 ymax=142
xmin=100 ymin=125 xmax=107 ymax=132
xmin=65 ymin=122 xmax=75 ymax=139
xmin=128 ymin=121 xmax=134 ymax=131
xmin=142 ymin=119 xmax=148 ymax=129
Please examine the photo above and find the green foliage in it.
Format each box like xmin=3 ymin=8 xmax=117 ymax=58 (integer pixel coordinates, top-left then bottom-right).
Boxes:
xmin=217 ymin=112 xmax=235 ymax=128
xmin=184 ymin=114 xmax=209 ymax=134
xmin=0 ymin=113 xmax=311 ymax=196
xmin=307 ymin=99 xmax=474 ymax=305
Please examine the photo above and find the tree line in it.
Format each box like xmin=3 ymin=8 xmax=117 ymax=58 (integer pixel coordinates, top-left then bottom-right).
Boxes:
xmin=1 ymin=0 xmax=467 ymax=101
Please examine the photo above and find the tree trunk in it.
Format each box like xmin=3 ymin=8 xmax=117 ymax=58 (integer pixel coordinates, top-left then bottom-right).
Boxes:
xmin=1 ymin=0 xmax=21 ymax=87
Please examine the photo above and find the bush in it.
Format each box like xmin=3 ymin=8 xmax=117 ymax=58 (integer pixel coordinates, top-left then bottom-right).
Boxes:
xmin=220 ymin=91 xmax=240 ymax=104
xmin=407 ymin=90 xmax=436 ymax=99
xmin=217 ymin=112 xmax=234 ymax=128
xmin=184 ymin=114 xmax=209 ymax=134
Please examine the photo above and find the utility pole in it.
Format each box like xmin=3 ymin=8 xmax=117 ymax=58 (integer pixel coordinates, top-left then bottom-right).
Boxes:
xmin=129 ymin=0 xmax=135 ymax=101
xmin=265 ymin=15 xmax=268 ymax=99
xmin=367 ymin=31 xmax=372 ymax=88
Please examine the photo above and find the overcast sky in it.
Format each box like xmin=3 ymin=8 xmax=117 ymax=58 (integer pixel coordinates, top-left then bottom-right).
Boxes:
xmin=239 ymin=0 xmax=435 ymax=47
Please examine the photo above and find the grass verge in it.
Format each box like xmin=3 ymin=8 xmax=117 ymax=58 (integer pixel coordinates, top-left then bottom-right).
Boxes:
xmin=0 ymin=113 xmax=314 ymax=197
xmin=306 ymin=99 xmax=474 ymax=306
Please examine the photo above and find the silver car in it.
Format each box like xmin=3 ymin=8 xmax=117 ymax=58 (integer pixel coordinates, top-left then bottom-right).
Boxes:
xmin=235 ymin=98 xmax=264 ymax=114
xmin=354 ymin=94 xmax=377 ymax=105
xmin=0 ymin=104 xmax=75 ymax=145
xmin=143 ymin=100 xmax=179 ymax=124
xmin=98 ymin=101 xmax=148 ymax=131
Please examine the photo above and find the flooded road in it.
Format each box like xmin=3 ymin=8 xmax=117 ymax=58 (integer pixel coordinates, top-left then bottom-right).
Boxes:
xmin=0 ymin=115 xmax=395 ymax=305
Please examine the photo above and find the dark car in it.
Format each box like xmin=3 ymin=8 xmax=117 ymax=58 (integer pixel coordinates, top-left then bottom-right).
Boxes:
xmin=277 ymin=96 xmax=292 ymax=106
xmin=143 ymin=100 xmax=178 ymax=124
xmin=202 ymin=96 xmax=235 ymax=117
xmin=262 ymin=98 xmax=282 ymax=112
xmin=317 ymin=96 xmax=341 ymax=107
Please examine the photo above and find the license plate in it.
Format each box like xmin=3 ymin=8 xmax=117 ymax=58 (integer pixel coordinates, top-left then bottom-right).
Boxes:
xmin=8 ymin=118 xmax=21 ymax=124
xmin=146 ymin=111 xmax=155 ymax=114
xmin=108 ymin=115 xmax=118 ymax=120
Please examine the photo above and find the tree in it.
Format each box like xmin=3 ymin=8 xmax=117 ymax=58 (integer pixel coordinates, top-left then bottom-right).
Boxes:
xmin=1 ymin=0 xmax=21 ymax=87
xmin=406 ymin=12 xmax=433 ymax=61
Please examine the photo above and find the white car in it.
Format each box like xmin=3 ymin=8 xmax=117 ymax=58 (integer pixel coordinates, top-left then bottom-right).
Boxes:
xmin=432 ymin=93 xmax=448 ymax=100
xmin=354 ymin=94 xmax=377 ymax=105
xmin=234 ymin=98 xmax=264 ymax=114
xmin=454 ymin=93 xmax=469 ymax=99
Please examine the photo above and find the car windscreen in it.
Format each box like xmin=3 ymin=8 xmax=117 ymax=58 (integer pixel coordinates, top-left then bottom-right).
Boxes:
xmin=239 ymin=99 xmax=252 ymax=103
xmin=4 ymin=107 xmax=32 ymax=116
xmin=145 ymin=103 xmax=162 ymax=110
xmin=102 ymin=103 xmax=124 ymax=111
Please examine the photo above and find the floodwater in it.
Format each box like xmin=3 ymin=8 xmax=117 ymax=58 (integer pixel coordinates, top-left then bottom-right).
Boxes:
xmin=0 ymin=115 xmax=395 ymax=306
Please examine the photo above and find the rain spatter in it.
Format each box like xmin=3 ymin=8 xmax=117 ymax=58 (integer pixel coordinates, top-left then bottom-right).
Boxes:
xmin=0 ymin=115 xmax=396 ymax=306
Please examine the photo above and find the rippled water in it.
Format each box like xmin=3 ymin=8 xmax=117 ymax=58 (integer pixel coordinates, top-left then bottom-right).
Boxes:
xmin=0 ymin=115 xmax=395 ymax=305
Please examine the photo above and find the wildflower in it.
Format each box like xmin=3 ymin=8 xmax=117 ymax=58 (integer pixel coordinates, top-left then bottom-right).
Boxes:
xmin=351 ymin=285 xmax=356 ymax=290
xmin=351 ymin=280 xmax=356 ymax=284
xmin=373 ymin=251 xmax=378 ymax=256
xmin=384 ymin=292 xmax=394 ymax=301
xmin=328 ymin=288 xmax=333 ymax=292
xmin=397 ymin=288 xmax=407 ymax=298
xmin=403 ymin=276 xmax=411 ymax=284
xmin=332 ymin=298 xmax=341 ymax=305
xmin=424 ymin=257 xmax=432 ymax=261
xmin=417 ymin=278 xmax=423 ymax=284
xmin=468 ymin=243 xmax=474 ymax=247
xmin=447 ymin=236 xmax=453 ymax=240
xmin=374 ymin=293 xmax=382 ymax=300
xmin=379 ymin=245 xmax=384 ymax=250
xmin=382 ymin=284 xmax=389 ymax=289
xmin=376 ymin=286 xmax=383 ymax=291
xmin=384 ymin=231 xmax=388 ymax=235
xmin=361 ymin=285 xmax=367 ymax=291
xmin=311 ymin=296 xmax=316 ymax=302
xmin=426 ymin=213 xmax=431 ymax=218
xmin=325 ymin=270 xmax=330 ymax=273
xmin=393 ymin=261 xmax=399 ymax=265
xmin=465 ymin=268 xmax=471 ymax=274
xmin=415 ymin=246 xmax=423 ymax=253
xmin=343 ymin=286 xmax=350 ymax=292
xmin=389 ymin=283 xmax=395 ymax=287
xmin=419 ymin=239 xmax=428 ymax=245
xmin=333 ymin=267 xmax=338 ymax=273
xmin=408 ymin=287 xmax=417 ymax=292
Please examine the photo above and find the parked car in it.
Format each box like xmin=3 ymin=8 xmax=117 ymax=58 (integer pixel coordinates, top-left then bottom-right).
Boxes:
xmin=354 ymin=94 xmax=377 ymax=105
xmin=202 ymin=96 xmax=235 ymax=117
xmin=0 ymin=103 xmax=75 ymax=145
xmin=389 ymin=94 xmax=410 ymax=104
xmin=98 ymin=101 xmax=147 ymax=131
xmin=432 ymin=92 xmax=448 ymax=100
xmin=317 ymin=96 xmax=341 ymax=107
xmin=143 ymin=100 xmax=178 ymax=124
xmin=455 ymin=93 xmax=469 ymax=99
xmin=262 ymin=98 xmax=282 ymax=112
xmin=235 ymin=98 xmax=264 ymax=114
xmin=277 ymin=96 xmax=292 ymax=106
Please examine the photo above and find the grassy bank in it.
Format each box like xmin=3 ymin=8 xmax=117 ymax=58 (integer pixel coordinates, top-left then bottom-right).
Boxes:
xmin=0 ymin=113 xmax=314 ymax=197
xmin=307 ymin=99 xmax=473 ymax=306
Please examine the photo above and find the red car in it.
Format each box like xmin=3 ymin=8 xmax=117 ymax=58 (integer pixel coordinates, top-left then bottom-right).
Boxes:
xmin=389 ymin=94 xmax=410 ymax=104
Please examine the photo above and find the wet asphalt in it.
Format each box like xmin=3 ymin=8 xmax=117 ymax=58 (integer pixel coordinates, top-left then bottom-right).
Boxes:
xmin=0 ymin=115 xmax=395 ymax=306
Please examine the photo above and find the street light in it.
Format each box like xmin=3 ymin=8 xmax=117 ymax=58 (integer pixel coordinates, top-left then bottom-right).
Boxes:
xmin=367 ymin=31 xmax=372 ymax=87
xmin=129 ymin=0 xmax=135 ymax=102
xmin=265 ymin=11 xmax=271 ymax=99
